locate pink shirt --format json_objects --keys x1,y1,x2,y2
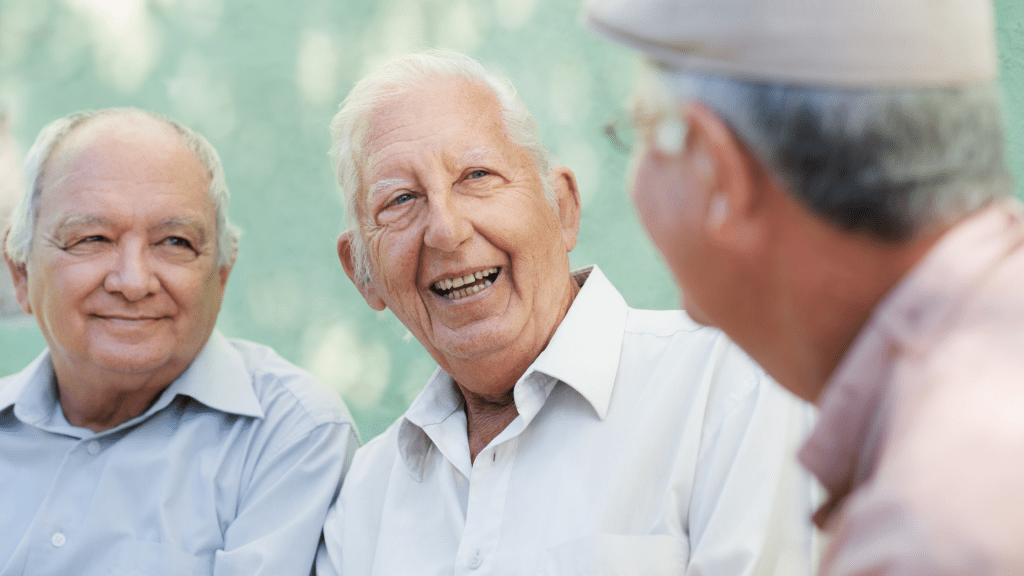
[{"x1": 799, "y1": 199, "x2": 1024, "y2": 576}]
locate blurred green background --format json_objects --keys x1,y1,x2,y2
[{"x1": 1, "y1": 0, "x2": 1022, "y2": 440}]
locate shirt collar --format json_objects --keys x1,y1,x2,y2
[
  {"x1": 527, "y1": 265, "x2": 629, "y2": 421},
  {"x1": 166, "y1": 331, "x2": 264, "y2": 419},
  {"x1": 0, "y1": 330, "x2": 264, "y2": 434},
  {"x1": 799, "y1": 199, "x2": 1024, "y2": 526},
  {"x1": 396, "y1": 264, "x2": 630, "y2": 480},
  {"x1": 0, "y1": 350, "x2": 59, "y2": 425}
]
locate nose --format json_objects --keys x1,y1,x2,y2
[
  {"x1": 103, "y1": 241, "x2": 159, "y2": 302},
  {"x1": 422, "y1": 193, "x2": 473, "y2": 252}
]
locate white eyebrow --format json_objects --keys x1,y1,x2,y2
[
  {"x1": 367, "y1": 178, "x2": 409, "y2": 200},
  {"x1": 52, "y1": 214, "x2": 113, "y2": 233},
  {"x1": 458, "y1": 148, "x2": 492, "y2": 166}
]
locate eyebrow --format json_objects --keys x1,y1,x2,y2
[
  {"x1": 51, "y1": 215, "x2": 209, "y2": 243},
  {"x1": 153, "y1": 217, "x2": 209, "y2": 245},
  {"x1": 51, "y1": 215, "x2": 114, "y2": 234},
  {"x1": 367, "y1": 178, "x2": 410, "y2": 200},
  {"x1": 458, "y1": 148, "x2": 493, "y2": 166}
]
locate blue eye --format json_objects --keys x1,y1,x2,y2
[
  {"x1": 467, "y1": 170, "x2": 488, "y2": 179},
  {"x1": 392, "y1": 193, "x2": 414, "y2": 206}
]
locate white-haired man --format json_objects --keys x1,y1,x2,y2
[
  {"x1": 0, "y1": 108, "x2": 358, "y2": 576},
  {"x1": 585, "y1": 0, "x2": 1023, "y2": 573},
  {"x1": 316, "y1": 50, "x2": 816, "y2": 576}
]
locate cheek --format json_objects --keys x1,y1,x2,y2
[
  {"x1": 630, "y1": 152, "x2": 688, "y2": 249},
  {"x1": 368, "y1": 234, "x2": 419, "y2": 298}
]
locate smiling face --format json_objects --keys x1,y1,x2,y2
[
  {"x1": 339, "y1": 78, "x2": 580, "y2": 388},
  {"x1": 7, "y1": 113, "x2": 229, "y2": 392}
]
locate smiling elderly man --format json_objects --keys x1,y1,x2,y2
[
  {"x1": 315, "y1": 50, "x2": 816, "y2": 576},
  {"x1": 0, "y1": 108, "x2": 357, "y2": 576},
  {"x1": 583, "y1": 0, "x2": 1024, "y2": 574}
]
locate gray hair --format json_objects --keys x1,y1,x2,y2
[
  {"x1": 4, "y1": 108, "x2": 240, "y2": 268},
  {"x1": 331, "y1": 50, "x2": 555, "y2": 280},
  {"x1": 641, "y1": 65, "x2": 1013, "y2": 241}
]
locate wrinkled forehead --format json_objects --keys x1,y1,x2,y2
[
  {"x1": 355, "y1": 78, "x2": 511, "y2": 197},
  {"x1": 37, "y1": 115, "x2": 215, "y2": 220}
]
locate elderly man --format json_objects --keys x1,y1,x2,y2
[
  {"x1": 316, "y1": 50, "x2": 815, "y2": 576},
  {"x1": 0, "y1": 108, "x2": 358, "y2": 575},
  {"x1": 584, "y1": 0, "x2": 1024, "y2": 574}
]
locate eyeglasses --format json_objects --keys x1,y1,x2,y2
[
  {"x1": 603, "y1": 113, "x2": 638, "y2": 154},
  {"x1": 603, "y1": 111, "x2": 687, "y2": 155}
]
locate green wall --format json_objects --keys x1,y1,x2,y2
[{"x1": 1, "y1": 0, "x2": 1021, "y2": 440}]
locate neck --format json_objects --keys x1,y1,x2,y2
[
  {"x1": 744, "y1": 220, "x2": 947, "y2": 403},
  {"x1": 458, "y1": 383, "x2": 519, "y2": 462},
  {"x1": 448, "y1": 271, "x2": 581, "y2": 462},
  {"x1": 50, "y1": 360, "x2": 179, "y2": 432}
]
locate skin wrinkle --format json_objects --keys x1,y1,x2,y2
[
  {"x1": 4, "y1": 113, "x2": 231, "y2": 431},
  {"x1": 338, "y1": 77, "x2": 581, "y2": 461}
]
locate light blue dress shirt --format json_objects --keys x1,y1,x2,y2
[{"x1": 0, "y1": 331, "x2": 358, "y2": 576}]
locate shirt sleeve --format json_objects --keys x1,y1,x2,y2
[
  {"x1": 212, "y1": 420, "x2": 359, "y2": 576},
  {"x1": 686, "y1": 366, "x2": 819, "y2": 576},
  {"x1": 314, "y1": 501, "x2": 344, "y2": 576}
]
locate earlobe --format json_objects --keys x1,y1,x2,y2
[
  {"x1": 337, "y1": 232, "x2": 386, "y2": 311},
  {"x1": 684, "y1": 103, "x2": 764, "y2": 254},
  {"x1": 550, "y1": 167, "x2": 582, "y2": 252}
]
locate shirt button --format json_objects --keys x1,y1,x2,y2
[
  {"x1": 51, "y1": 532, "x2": 66, "y2": 547},
  {"x1": 87, "y1": 441, "x2": 101, "y2": 455},
  {"x1": 468, "y1": 551, "x2": 482, "y2": 569}
]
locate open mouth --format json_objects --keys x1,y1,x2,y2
[{"x1": 430, "y1": 267, "x2": 500, "y2": 300}]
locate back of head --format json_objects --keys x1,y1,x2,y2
[
  {"x1": 586, "y1": 0, "x2": 1013, "y2": 241},
  {"x1": 4, "y1": 108, "x2": 240, "y2": 268},
  {"x1": 331, "y1": 49, "x2": 552, "y2": 278}
]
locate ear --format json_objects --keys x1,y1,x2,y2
[
  {"x1": 683, "y1": 102, "x2": 764, "y2": 254},
  {"x1": 218, "y1": 238, "x2": 236, "y2": 288},
  {"x1": 3, "y1": 246, "x2": 32, "y2": 315},
  {"x1": 337, "y1": 231, "x2": 386, "y2": 311},
  {"x1": 549, "y1": 166, "x2": 582, "y2": 252}
]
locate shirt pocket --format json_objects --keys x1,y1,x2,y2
[
  {"x1": 108, "y1": 540, "x2": 211, "y2": 576},
  {"x1": 536, "y1": 534, "x2": 688, "y2": 576}
]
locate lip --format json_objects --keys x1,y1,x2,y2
[{"x1": 92, "y1": 314, "x2": 167, "y2": 322}]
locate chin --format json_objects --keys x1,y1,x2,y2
[{"x1": 89, "y1": 344, "x2": 180, "y2": 377}]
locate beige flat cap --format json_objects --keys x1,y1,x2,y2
[{"x1": 583, "y1": 0, "x2": 999, "y2": 87}]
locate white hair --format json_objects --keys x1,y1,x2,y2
[
  {"x1": 331, "y1": 50, "x2": 555, "y2": 280},
  {"x1": 4, "y1": 108, "x2": 240, "y2": 268},
  {"x1": 638, "y1": 63, "x2": 1013, "y2": 241}
]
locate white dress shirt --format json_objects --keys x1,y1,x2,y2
[
  {"x1": 317, "y1": 266, "x2": 816, "y2": 576},
  {"x1": 0, "y1": 331, "x2": 359, "y2": 576}
]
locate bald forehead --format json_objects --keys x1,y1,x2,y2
[{"x1": 41, "y1": 112, "x2": 208, "y2": 194}]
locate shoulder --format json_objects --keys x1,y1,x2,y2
[
  {"x1": 347, "y1": 421, "x2": 402, "y2": 482},
  {"x1": 622, "y1": 308, "x2": 765, "y2": 394},
  {"x1": 337, "y1": 422, "x2": 402, "y2": 517},
  {"x1": 226, "y1": 337, "x2": 355, "y2": 433}
]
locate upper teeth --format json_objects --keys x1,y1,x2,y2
[{"x1": 433, "y1": 267, "x2": 498, "y2": 291}]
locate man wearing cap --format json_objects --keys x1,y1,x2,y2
[
  {"x1": 315, "y1": 50, "x2": 816, "y2": 576},
  {"x1": 0, "y1": 108, "x2": 358, "y2": 575},
  {"x1": 584, "y1": 0, "x2": 1023, "y2": 574}
]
